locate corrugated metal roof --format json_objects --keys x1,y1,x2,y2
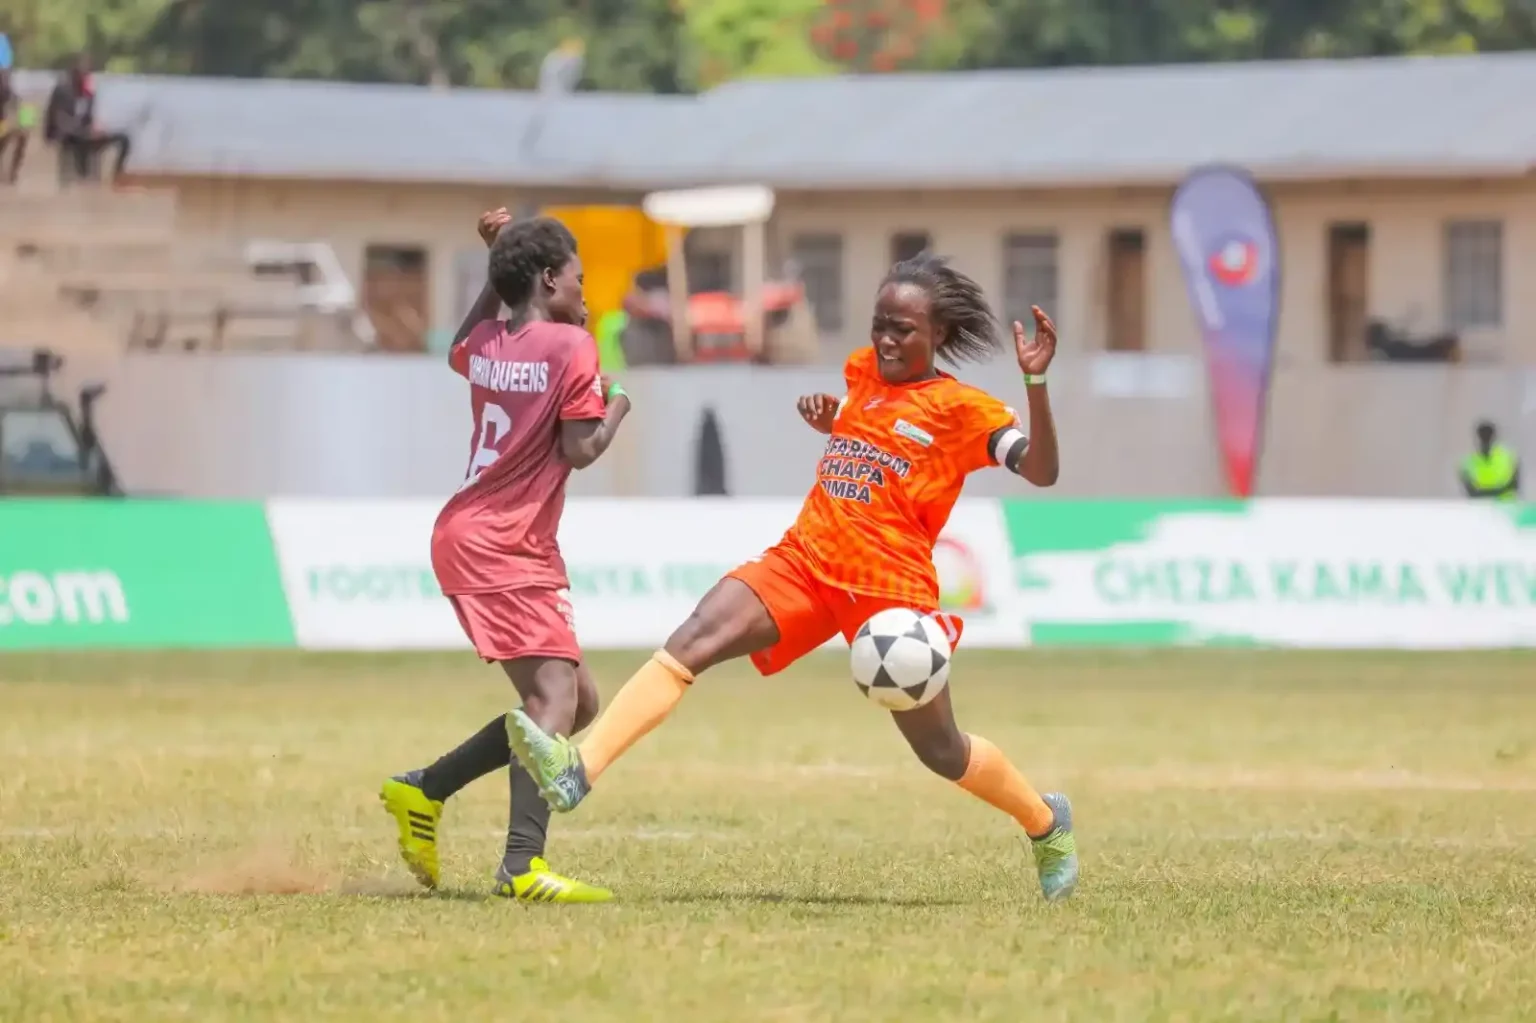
[
  {"x1": 14, "y1": 52, "x2": 1536, "y2": 188},
  {"x1": 11, "y1": 70, "x2": 696, "y2": 186},
  {"x1": 670, "y1": 53, "x2": 1536, "y2": 186}
]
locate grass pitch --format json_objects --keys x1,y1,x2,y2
[{"x1": 3, "y1": 649, "x2": 1536, "y2": 1021}]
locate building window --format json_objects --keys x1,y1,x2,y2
[
  {"x1": 1105, "y1": 228, "x2": 1146, "y2": 352},
  {"x1": 790, "y1": 233, "x2": 844, "y2": 333},
  {"x1": 1443, "y1": 220, "x2": 1502, "y2": 329},
  {"x1": 890, "y1": 231, "x2": 930, "y2": 264},
  {"x1": 363, "y1": 244, "x2": 430, "y2": 353},
  {"x1": 1002, "y1": 232, "x2": 1059, "y2": 328},
  {"x1": 1327, "y1": 223, "x2": 1370, "y2": 363}
]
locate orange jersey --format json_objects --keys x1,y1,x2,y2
[{"x1": 785, "y1": 347, "x2": 1020, "y2": 606}]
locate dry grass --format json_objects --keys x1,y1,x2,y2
[{"x1": 3, "y1": 649, "x2": 1536, "y2": 1021}]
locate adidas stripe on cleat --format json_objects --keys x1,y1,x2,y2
[
  {"x1": 380, "y1": 773, "x2": 444, "y2": 890},
  {"x1": 493, "y1": 857, "x2": 612, "y2": 904}
]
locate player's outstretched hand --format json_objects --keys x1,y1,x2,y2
[
  {"x1": 797, "y1": 393, "x2": 839, "y2": 434},
  {"x1": 478, "y1": 208, "x2": 512, "y2": 247},
  {"x1": 1014, "y1": 305, "x2": 1057, "y2": 377}
]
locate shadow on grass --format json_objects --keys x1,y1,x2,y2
[
  {"x1": 342, "y1": 882, "x2": 495, "y2": 902},
  {"x1": 651, "y1": 890, "x2": 970, "y2": 907},
  {"x1": 343, "y1": 885, "x2": 966, "y2": 907}
]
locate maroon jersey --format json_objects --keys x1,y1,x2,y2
[{"x1": 431, "y1": 319, "x2": 605, "y2": 595}]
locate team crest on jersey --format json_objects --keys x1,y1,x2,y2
[{"x1": 893, "y1": 418, "x2": 934, "y2": 448}]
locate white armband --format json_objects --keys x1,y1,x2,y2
[{"x1": 990, "y1": 427, "x2": 1027, "y2": 467}]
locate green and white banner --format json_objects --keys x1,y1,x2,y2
[
  {"x1": 1003, "y1": 500, "x2": 1536, "y2": 648},
  {"x1": 4, "y1": 498, "x2": 1533, "y2": 651},
  {"x1": 264, "y1": 498, "x2": 1022, "y2": 650},
  {"x1": 0, "y1": 500, "x2": 294, "y2": 649}
]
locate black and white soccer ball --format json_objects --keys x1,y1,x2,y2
[{"x1": 850, "y1": 607, "x2": 951, "y2": 712}]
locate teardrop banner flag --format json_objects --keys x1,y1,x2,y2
[{"x1": 1170, "y1": 165, "x2": 1280, "y2": 497}]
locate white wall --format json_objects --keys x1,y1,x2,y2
[
  {"x1": 148, "y1": 175, "x2": 1536, "y2": 365},
  {"x1": 96, "y1": 353, "x2": 1536, "y2": 501},
  {"x1": 773, "y1": 178, "x2": 1536, "y2": 365}
]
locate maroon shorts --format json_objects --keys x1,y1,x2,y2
[{"x1": 447, "y1": 586, "x2": 580, "y2": 664}]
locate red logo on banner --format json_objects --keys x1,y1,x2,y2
[
  {"x1": 1208, "y1": 239, "x2": 1259, "y2": 287},
  {"x1": 1170, "y1": 166, "x2": 1280, "y2": 499}
]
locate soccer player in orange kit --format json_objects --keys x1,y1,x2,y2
[{"x1": 506, "y1": 252, "x2": 1078, "y2": 901}]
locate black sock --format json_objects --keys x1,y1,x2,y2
[
  {"x1": 418, "y1": 716, "x2": 511, "y2": 802},
  {"x1": 502, "y1": 760, "x2": 551, "y2": 876}
]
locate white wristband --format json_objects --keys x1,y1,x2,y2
[{"x1": 1024, "y1": 373, "x2": 1046, "y2": 386}]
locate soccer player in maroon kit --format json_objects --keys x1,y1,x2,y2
[{"x1": 380, "y1": 209, "x2": 630, "y2": 902}]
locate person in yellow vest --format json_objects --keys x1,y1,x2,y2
[
  {"x1": 1460, "y1": 421, "x2": 1520, "y2": 501},
  {"x1": 593, "y1": 308, "x2": 628, "y2": 374},
  {"x1": 0, "y1": 65, "x2": 36, "y2": 184}
]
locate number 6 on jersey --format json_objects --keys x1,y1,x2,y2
[{"x1": 463, "y1": 404, "x2": 513, "y2": 488}]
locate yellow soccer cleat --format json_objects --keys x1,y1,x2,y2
[
  {"x1": 379, "y1": 772, "x2": 443, "y2": 890},
  {"x1": 493, "y1": 857, "x2": 613, "y2": 903}
]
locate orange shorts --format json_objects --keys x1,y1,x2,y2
[{"x1": 728, "y1": 541, "x2": 963, "y2": 677}]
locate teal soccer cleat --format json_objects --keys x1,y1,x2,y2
[
  {"x1": 1030, "y1": 792, "x2": 1079, "y2": 902},
  {"x1": 505, "y1": 709, "x2": 592, "y2": 813}
]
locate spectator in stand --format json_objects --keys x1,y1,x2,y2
[
  {"x1": 0, "y1": 34, "x2": 30, "y2": 184},
  {"x1": 46, "y1": 54, "x2": 131, "y2": 183},
  {"x1": 0, "y1": 65, "x2": 31, "y2": 184}
]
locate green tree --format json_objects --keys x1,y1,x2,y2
[
  {"x1": 806, "y1": 0, "x2": 990, "y2": 72},
  {"x1": 950, "y1": 0, "x2": 1536, "y2": 68},
  {"x1": 5, "y1": 0, "x2": 1536, "y2": 92},
  {"x1": 678, "y1": 0, "x2": 832, "y2": 89},
  {"x1": 1284, "y1": 0, "x2": 1535, "y2": 57},
  {"x1": 583, "y1": 0, "x2": 690, "y2": 93},
  {"x1": 0, "y1": 0, "x2": 169, "y2": 71}
]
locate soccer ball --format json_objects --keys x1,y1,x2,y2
[{"x1": 850, "y1": 608, "x2": 951, "y2": 712}]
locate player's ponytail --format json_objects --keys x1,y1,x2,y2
[{"x1": 882, "y1": 253, "x2": 1003, "y2": 365}]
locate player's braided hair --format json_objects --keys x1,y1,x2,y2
[
  {"x1": 488, "y1": 216, "x2": 579, "y2": 310},
  {"x1": 882, "y1": 252, "x2": 1003, "y2": 365}
]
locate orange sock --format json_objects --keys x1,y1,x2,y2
[
  {"x1": 955, "y1": 734, "x2": 1055, "y2": 838},
  {"x1": 577, "y1": 650, "x2": 693, "y2": 782}
]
